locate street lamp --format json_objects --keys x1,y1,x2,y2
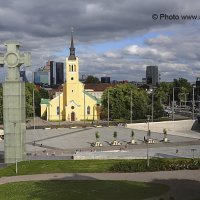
[
  {"x1": 33, "y1": 89, "x2": 35, "y2": 130},
  {"x1": 146, "y1": 115, "x2": 151, "y2": 167},
  {"x1": 59, "y1": 90, "x2": 61, "y2": 127},
  {"x1": 107, "y1": 89, "x2": 110, "y2": 127},
  {"x1": 130, "y1": 90, "x2": 132, "y2": 123},
  {"x1": 192, "y1": 86, "x2": 195, "y2": 120},
  {"x1": 84, "y1": 85, "x2": 86, "y2": 125},
  {"x1": 151, "y1": 87, "x2": 156, "y2": 122},
  {"x1": 172, "y1": 87, "x2": 181, "y2": 121}
]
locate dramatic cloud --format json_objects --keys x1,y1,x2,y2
[{"x1": 0, "y1": 0, "x2": 200, "y2": 82}]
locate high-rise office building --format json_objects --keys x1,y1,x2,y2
[
  {"x1": 56, "y1": 62, "x2": 64, "y2": 85},
  {"x1": 196, "y1": 77, "x2": 200, "y2": 99},
  {"x1": 146, "y1": 66, "x2": 159, "y2": 86},
  {"x1": 50, "y1": 61, "x2": 56, "y2": 86},
  {"x1": 50, "y1": 61, "x2": 64, "y2": 86},
  {"x1": 101, "y1": 76, "x2": 110, "y2": 83},
  {"x1": 34, "y1": 70, "x2": 50, "y2": 85}
]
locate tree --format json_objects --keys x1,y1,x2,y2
[
  {"x1": 163, "y1": 128, "x2": 167, "y2": 138},
  {"x1": 172, "y1": 78, "x2": 192, "y2": 105},
  {"x1": 101, "y1": 83, "x2": 149, "y2": 121},
  {"x1": 85, "y1": 75, "x2": 100, "y2": 83},
  {"x1": 95, "y1": 131, "x2": 100, "y2": 142},
  {"x1": 131, "y1": 130, "x2": 134, "y2": 140},
  {"x1": 0, "y1": 82, "x2": 48, "y2": 122},
  {"x1": 113, "y1": 131, "x2": 118, "y2": 140},
  {"x1": 25, "y1": 83, "x2": 49, "y2": 117},
  {"x1": 25, "y1": 86, "x2": 33, "y2": 118},
  {"x1": 155, "y1": 82, "x2": 172, "y2": 105}
]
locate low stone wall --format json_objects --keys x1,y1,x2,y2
[
  {"x1": 73, "y1": 152, "x2": 146, "y2": 160},
  {"x1": 127, "y1": 120, "x2": 196, "y2": 133}
]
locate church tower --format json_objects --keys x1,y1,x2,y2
[
  {"x1": 41, "y1": 30, "x2": 99, "y2": 122},
  {"x1": 63, "y1": 29, "x2": 84, "y2": 121}
]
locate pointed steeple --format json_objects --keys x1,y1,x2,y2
[{"x1": 69, "y1": 27, "x2": 76, "y2": 60}]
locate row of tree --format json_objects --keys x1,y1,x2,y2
[
  {"x1": 0, "y1": 83, "x2": 49, "y2": 124},
  {"x1": 101, "y1": 78, "x2": 193, "y2": 121},
  {"x1": 0, "y1": 77, "x2": 194, "y2": 124}
]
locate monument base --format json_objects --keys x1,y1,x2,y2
[{"x1": 3, "y1": 80, "x2": 26, "y2": 163}]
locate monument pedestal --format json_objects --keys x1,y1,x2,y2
[{"x1": 3, "y1": 80, "x2": 26, "y2": 163}]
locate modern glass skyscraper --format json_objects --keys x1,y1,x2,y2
[{"x1": 146, "y1": 66, "x2": 159, "y2": 86}]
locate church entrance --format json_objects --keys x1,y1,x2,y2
[{"x1": 71, "y1": 112, "x2": 75, "y2": 121}]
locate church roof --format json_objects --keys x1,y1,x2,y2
[
  {"x1": 84, "y1": 83, "x2": 116, "y2": 91},
  {"x1": 84, "y1": 91, "x2": 101, "y2": 104},
  {"x1": 40, "y1": 98, "x2": 50, "y2": 104}
]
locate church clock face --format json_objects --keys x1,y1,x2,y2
[{"x1": 5, "y1": 52, "x2": 19, "y2": 67}]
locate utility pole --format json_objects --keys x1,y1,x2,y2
[
  {"x1": 33, "y1": 90, "x2": 35, "y2": 130},
  {"x1": 193, "y1": 86, "x2": 195, "y2": 120},
  {"x1": 130, "y1": 90, "x2": 132, "y2": 123},
  {"x1": 59, "y1": 90, "x2": 61, "y2": 127},
  {"x1": 84, "y1": 87, "x2": 86, "y2": 125},
  {"x1": 172, "y1": 87, "x2": 175, "y2": 121},
  {"x1": 146, "y1": 115, "x2": 151, "y2": 167},
  {"x1": 151, "y1": 88, "x2": 155, "y2": 122},
  {"x1": 108, "y1": 89, "x2": 109, "y2": 127}
]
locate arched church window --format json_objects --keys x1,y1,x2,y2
[
  {"x1": 57, "y1": 106, "x2": 60, "y2": 115},
  {"x1": 71, "y1": 65, "x2": 74, "y2": 72},
  {"x1": 87, "y1": 106, "x2": 90, "y2": 115}
]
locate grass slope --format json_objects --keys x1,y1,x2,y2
[
  {"x1": 0, "y1": 158, "x2": 199, "y2": 177},
  {"x1": 0, "y1": 180, "x2": 169, "y2": 200},
  {"x1": 0, "y1": 160, "x2": 116, "y2": 177}
]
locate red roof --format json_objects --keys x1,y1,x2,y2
[{"x1": 84, "y1": 83, "x2": 116, "y2": 91}]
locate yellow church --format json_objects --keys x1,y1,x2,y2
[{"x1": 41, "y1": 32, "x2": 101, "y2": 122}]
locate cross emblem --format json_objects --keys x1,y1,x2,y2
[{"x1": 0, "y1": 41, "x2": 31, "y2": 80}]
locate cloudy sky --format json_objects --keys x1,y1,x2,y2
[{"x1": 0, "y1": 0, "x2": 200, "y2": 82}]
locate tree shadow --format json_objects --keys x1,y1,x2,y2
[
  {"x1": 25, "y1": 173, "x2": 98, "y2": 200},
  {"x1": 148, "y1": 178, "x2": 200, "y2": 200}
]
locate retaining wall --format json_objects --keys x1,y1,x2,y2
[{"x1": 127, "y1": 120, "x2": 196, "y2": 133}]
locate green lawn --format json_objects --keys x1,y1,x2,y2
[
  {"x1": 0, "y1": 180, "x2": 169, "y2": 200},
  {"x1": 0, "y1": 158, "x2": 199, "y2": 177},
  {"x1": 0, "y1": 160, "x2": 117, "y2": 177}
]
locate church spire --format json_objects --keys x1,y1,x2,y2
[{"x1": 69, "y1": 27, "x2": 76, "y2": 60}]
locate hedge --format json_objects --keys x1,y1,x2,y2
[{"x1": 110, "y1": 158, "x2": 200, "y2": 172}]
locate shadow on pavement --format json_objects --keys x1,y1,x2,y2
[{"x1": 149, "y1": 178, "x2": 200, "y2": 200}]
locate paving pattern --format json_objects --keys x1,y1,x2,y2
[{"x1": 0, "y1": 126, "x2": 200, "y2": 159}]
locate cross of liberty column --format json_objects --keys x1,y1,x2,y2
[{"x1": 0, "y1": 41, "x2": 31, "y2": 164}]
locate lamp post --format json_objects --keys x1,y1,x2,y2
[
  {"x1": 59, "y1": 90, "x2": 61, "y2": 127},
  {"x1": 33, "y1": 89, "x2": 35, "y2": 130},
  {"x1": 146, "y1": 115, "x2": 151, "y2": 167},
  {"x1": 84, "y1": 87, "x2": 86, "y2": 125},
  {"x1": 172, "y1": 87, "x2": 175, "y2": 121},
  {"x1": 107, "y1": 89, "x2": 110, "y2": 127},
  {"x1": 130, "y1": 90, "x2": 132, "y2": 123},
  {"x1": 151, "y1": 87, "x2": 156, "y2": 122},
  {"x1": 151, "y1": 89, "x2": 154, "y2": 122},
  {"x1": 193, "y1": 86, "x2": 195, "y2": 120}
]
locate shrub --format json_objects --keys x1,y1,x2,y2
[{"x1": 110, "y1": 158, "x2": 200, "y2": 172}]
